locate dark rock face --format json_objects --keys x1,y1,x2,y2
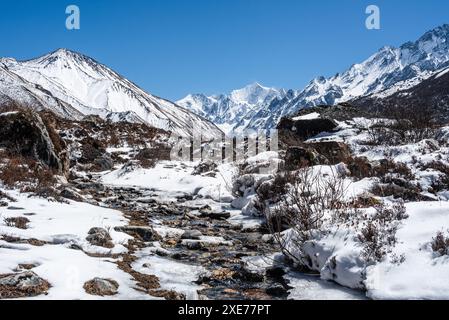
[
  {"x1": 0, "y1": 110, "x2": 67, "y2": 173},
  {"x1": 278, "y1": 117, "x2": 338, "y2": 145},
  {"x1": 284, "y1": 146, "x2": 321, "y2": 170}
]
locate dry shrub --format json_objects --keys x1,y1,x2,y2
[
  {"x1": 365, "y1": 105, "x2": 438, "y2": 146},
  {"x1": 346, "y1": 156, "x2": 373, "y2": 179},
  {"x1": 257, "y1": 171, "x2": 295, "y2": 203},
  {"x1": 374, "y1": 159, "x2": 414, "y2": 180},
  {"x1": 268, "y1": 167, "x2": 352, "y2": 260},
  {"x1": 358, "y1": 221, "x2": 394, "y2": 262},
  {"x1": 357, "y1": 202, "x2": 406, "y2": 263},
  {"x1": 3, "y1": 217, "x2": 30, "y2": 229},
  {"x1": 0, "y1": 156, "x2": 31, "y2": 186},
  {"x1": 420, "y1": 161, "x2": 449, "y2": 193},
  {"x1": 431, "y1": 231, "x2": 449, "y2": 256},
  {"x1": 0, "y1": 155, "x2": 59, "y2": 200},
  {"x1": 370, "y1": 182, "x2": 423, "y2": 201}
]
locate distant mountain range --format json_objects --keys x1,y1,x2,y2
[
  {"x1": 1, "y1": 24, "x2": 449, "y2": 138},
  {"x1": 0, "y1": 49, "x2": 223, "y2": 139},
  {"x1": 178, "y1": 24, "x2": 449, "y2": 132}
]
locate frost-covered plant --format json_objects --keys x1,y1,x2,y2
[
  {"x1": 373, "y1": 201, "x2": 408, "y2": 222},
  {"x1": 358, "y1": 202, "x2": 407, "y2": 263},
  {"x1": 268, "y1": 167, "x2": 350, "y2": 260},
  {"x1": 358, "y1": 220, "x2": 397, "y2": 263},
  {"x1": 431, "y1": 231, "x2": 449, "y2": 256}
]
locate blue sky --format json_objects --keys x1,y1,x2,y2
[{"x1": 1, "y1": 0, "x2": 449, "y2": 100}]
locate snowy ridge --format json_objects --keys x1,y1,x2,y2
[
  {"x1": 0, "y1": 49, "x2": 223, "y2": 139},
  {"x1": 179, "y1": 24, "x2": 449, "y2": 131},
  {"x1": 177, "y1": 82, "x2": 286, "y2": 133}
]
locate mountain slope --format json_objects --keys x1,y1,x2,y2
[
  {"x1": 1, "y1": 49, "x2": 222, "y2": 139},
  {"x1": 351, "y1": 65, "x2": 449, "y2": 123}
]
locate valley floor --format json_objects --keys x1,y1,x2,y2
[{"x1": 0, "y1": 161, "x2": 365, "y2": 300}]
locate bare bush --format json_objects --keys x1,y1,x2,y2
[
  {"x1": 0, "y1": 156, "x2": 57, "y2": 197},
  {"x1": 267, "y1": 167, "x2": 350, "y2": 261},
  {"x1": 373, "y1": 201, "x2": 408, "y2": 222},
  {"x1": 357, "y1": 202, "x2": 407, "y2": 263},
  {"x1": 366, "y1": 104, "x2": 438, "y2": 146},
  {"x1": 358, "y1": 221, "x2": 396, "y2": 262},
  {"x1": 431, "y1": 231, "x2": 449, "y2": 256},
  {"x1": 3, "y1": 217, "x2": 30, "y2": 229}
]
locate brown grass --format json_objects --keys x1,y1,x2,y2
[{"x1": 3, "y1": 217, "x2": 30, "y2": 229}]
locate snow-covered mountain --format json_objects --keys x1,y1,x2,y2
[
  {"x1": 177, "y1": 83, "x2": 286, "y2": 133},
  {"x1": 179, "y1": 24, "x2": 449, "y2": 132},
  {"x1": 0, "y1": 49, "x2": 222, "y2": 139}
]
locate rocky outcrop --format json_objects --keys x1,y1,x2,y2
[
  {"x1": 278, "y1": 117, "x2": 338, "y2": 146},
  {"x1": 0, "y1": 110, "x2": 68, "y2": 173}
]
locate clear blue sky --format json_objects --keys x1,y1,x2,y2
[{"x1": 1, "y1": 0, "x2": 449, "y2": 100}]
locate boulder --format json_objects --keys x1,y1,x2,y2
[
  {"x1": 181, "y1": 230, "x2": 203, "y2": 240},
  {"x1": 278, "y1": 117, "x2": 338, "y2": 144},
  {"x1": 86, "y1": 227, "x2": 114, "y2": 248},
  {"x1": 114, "y1": 225, "x2": 156, "y2": 242},
  {"x1": 192, "y1": 160, "x2": 218, "y2": 176},
  {"x1": 83, "y1": 278, "x2": 119, "y2": 296},
  {"x1": 0, "y1": 271, "x2": 50, "y2": 298},
  {"x1": 199, "y1": 207, "x2": 231, "y2": 220},
  {"x1": 0, "y1": 110, "x2": 67, "y2": 173},
  {"x1": 94, "y1": 154, "x2": 114, "y2": 171}
]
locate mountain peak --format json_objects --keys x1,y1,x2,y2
[{"x1": 25, "y1": 48, "x2": 98, "y2": 68}]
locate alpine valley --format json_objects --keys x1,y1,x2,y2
[{"x1": 2, "y1": 24, "x2": 449, "y2": 301}]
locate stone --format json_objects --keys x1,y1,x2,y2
[
  {"x1": 0, "y1": 271, "x2": 50, "y2": 299},
  {"x1": 199, "y1": 208, "x2": 231, "y2": 220},
  {"x1": 265, "y1": 284, "x2": 288, "y2": 297},
  {"x1": 192, "y1": 160, "x2": 218, "y2": 176},
  {"x1": 83, "y1": 278, "x2": 119, "y2": 296},
  {"x1": 265, "y1": 266, "x2": 286, "y2": 279},
  {"x1": 183, "y1": 241, "x2": 204, "y2": 250},
  {"x1": 181, "y1": 230, "x2": 203, "y2": 240},
  {"x1": 114, "y1": 225, "x2": 156, "y2": 242},
  {"x1": 86, "y1": 227, "x2": 114, "y2": 248},
  {"x1": 94, "y1": 154, "x2": 114, "y2": 171},
  {"x1": 59, "y1": 187, "x2": 84, "y2": 202},
  {"x1": 148, "y1": 289, "x2": 186, "y2": 300}
]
